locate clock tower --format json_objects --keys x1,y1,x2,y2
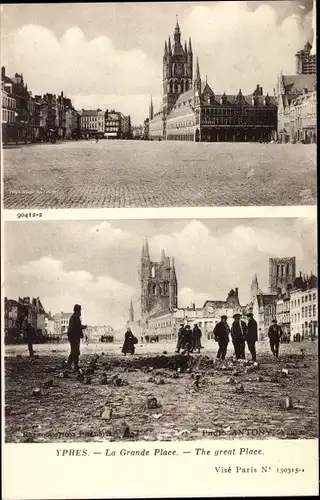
[{"x1": 163, "y1": 18, "x2": 193, "y2": 117}]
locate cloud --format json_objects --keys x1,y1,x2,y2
[
  {"x1": 5, "y1": 256, "x2": 135, "y2": 329},
  {"x1": 149, "y1": 218, "x2": 316, "y2": 306},
  {"x1": 184, "y1": 1, "x2": 312, "y2": 94},
  {"x1": 3, "y1": 25, "x2": 159, "y2": 123}
]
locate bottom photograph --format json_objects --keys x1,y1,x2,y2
[{"x1": 4, "y1": 217, "x2": 318, "y2": 443}]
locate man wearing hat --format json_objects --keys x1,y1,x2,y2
[
  {"x1": 175, "y1": 323, "x2": 185, "y2": 353},
  {"x1": 67, "y1": 304, "x2": 87, "y2": 371},
  {"x1": 213, "y1": 315, "x2": 230, "y2": 360},
  {"x1": 246, "y1": 312, "x2": 258, "y2": 361},
  {"x1": 183, "y1": 324, "x2": 193, "y2": 353},
  {"x1": 231, "y1": 313, "x2": 247, "y2": 359},
  {"x1": 267, "y1": 319, "x2": 283, "y2": 357}
]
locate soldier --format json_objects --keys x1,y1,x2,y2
[
  {"x1": 192, "y1": 323, "x2": 202, "y2": 353},
  {"x1": 231, "y1": 313, "x2": 247, "y2": 360},
  {"x1": 22, "y1": 315, "x2": 35, "y2": 359},
  {"x1": 213, "y1": 315, "x2": 230, "y2": 360},
  {"x1": 67, "y1": 304, "x2": 87, "y2": 371},
  {"x1": 246, "y1": 312, "x2": 258, "y2": 361},
  {"x1": 175, "y1": 324, "x2": 185, "y2": 353},
  {"x1": 267, "y1": 319, "x2": 283, "y2": 357}
]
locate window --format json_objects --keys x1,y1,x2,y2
[
  {"x1": 305, "y1": 295, "x2": 308, "y2": 302},
  {"x1": 309, "y1": 305, "x2": 312, "y2": 317},
  {"x1": 313, "y1": 305, "x2": 316, "y2": 317},
  {"x1": 302, "y1": 296, "x2": 304, "y2": 303},
  {"x1": 302, "y1": 308, "x2": 304, "y2": 319},
  {"x1": 298, "y1": 299, "x2": 300, "y2": 306},
  {"x1": 313, "y1": 293, "x2": 316, "y2": 300},
  {"x1": 298, "y1": 313, "x2": 300, "y2": 322}
]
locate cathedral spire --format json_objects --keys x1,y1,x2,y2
[
  {"x1": 188, "y1": 37, "x2": 193, "y2": 54},
  {"x1": 195, "y1": 57, "x2": 201, "y2": 81},
  {"x1": 149, "y1": 95, "x2": 154, "y2": 120},
  {"x1": 184, "y1": 40, "x2": 187, "y2": 54},
  {"x1": 164, "y1": 40, "x2": 168, "y2": 56},
  {"x1": 144, "y1": 238, "x2": 150, "y2": 260},
  {"x1": 172, "y1": 257, "x2": 177, "y2": 281},
  {"x1": 129, "y1": 300, "x2": 134, "y2": 322},
  {"x1": 168, "y1": 36, "x2": 172, "y2": 55},
  {"x1": 161, "y1": 249, "x2": 166, "y2": 262},
  {"x1": 174, "y1": 15, "x2": 181, "y2": 43}
]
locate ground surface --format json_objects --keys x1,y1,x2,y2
[
  {"x1": 3, "y1": 140, "x2": 316, "y2": 208},
  {"x1": 5, "y1": 340, "x2": 318, "y2": 442}
]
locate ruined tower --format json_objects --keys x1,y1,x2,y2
[
  {"x1": 269, "y1": 257, "x2": 296, "y2": 295},
  {"x1": 140, "y1": 239, "x2": 178, "y2": 318},
  {"x1": 251, "y1": 273, "x2": 259, "y2": 302}
]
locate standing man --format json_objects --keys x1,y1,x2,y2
[
  {"x1": 268, "y1": 319, "x2": 283, "y2": 357},
  {"x1": 246, "y1": 312, "x2": 258, "y2": 362},
  {"x1": 175, "y1": 324, "x2": 185, "y2": 353},
  {"x1": 183, "y1": 325, "x2": 193, "y2": 353},
  {"x1": 231, "y1": 313, "x2": 247, "y2": 360},
  {"x1": 67, "y1": 304, "x2": 87, "y2": 371},
  {"x1": 192, "y1": 324, "x2": 202, "y2": 354},
  {"x1": 213, "y1": 315, "x2": 230, "y2": 360},
  {"x1": 22, "y1": 315, "x2": 35, "y2": 359}
]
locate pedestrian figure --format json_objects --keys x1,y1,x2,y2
[
  {"x1": 192, "y1": 324, "x2": 202, "y2": 353},
  {"x1": 231, "y1": 313, "x2": 246, "y2": 360},
  {"x1": 183, "y1": 325, "x2": 193, "y2": 353},
  {"x1": 22, "y1": 316, "x2": 35, "y2": 359},
  {"x1": 213, "y1": 315, "x2": 230, "y2": 360},
  {"x1": 268, "y1": 319, "x2": 283, "y2": 357},
  {"x1": 175, "y1": 324, "x2": 185, "y2": 353},
  {"x1": 67, "y1": 304, "x2": 87, "y2": 371},
  {"x1": 246, "y1": 312, "x2": 258, "y2": 361},
  {"x1": 122, "y1": 327, "x2": 136, "y2": 355}
]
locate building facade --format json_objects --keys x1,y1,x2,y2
[
  {"x1": 79, "y1": 109, "x2": 105, "y2": 137},
  {"x1": 148, "y1": 21, "x2": 277, "y2": 142},
  {"x1": 53, "y1": 312, "x2": 73, "y2": 337},
  {"x1": 276, "y1": 42, "x2": 316, "y2": 143},
  {"x1": 290, "y1": 274, "x2": 317, "y2": 339},
  {"x1": 104, "y1": 110, "x2": 121, "y2": 138}
]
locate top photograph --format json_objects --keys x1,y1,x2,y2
[{"x1": 1, "y1": 1, "x2": 317, "y2": 209}]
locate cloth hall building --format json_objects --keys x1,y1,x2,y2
[{"x1": 148, "y1": 20, "x2": 277, "y2": 143}]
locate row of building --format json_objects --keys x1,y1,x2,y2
[
  {"x1": 127, "y1": 243, "x2": 318, "y2": 342},
  {"x1": 4, "y1": 298, "x2": 115, "y2": 343},
  {"x1": 144, "y1": 19, "x2": 316, "y2": 144},
  {"x1": 1, "y1": 66, "x2": 131, "y2": 144}
]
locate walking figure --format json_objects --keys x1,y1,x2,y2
[
  {"x1": 268, "y1": 319, "x2": 283, "y2": 357},
  {"x1": 122, "y1": 327, "x2": 136, "y2": 355}
]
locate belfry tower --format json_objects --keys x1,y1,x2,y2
[
  {"x1": 162, "y1": 17, "x2": 193, "y2": 117},
  {"x1": 140, "y1": 239, "x2": 178, "y2": 318}
]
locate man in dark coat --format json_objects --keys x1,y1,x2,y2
[
  {"x1": 213, "y1": 315, "x2": 230, "y2": 360},
  {"x1": 231, "y1": 313, "x2": 247, "y2": 360},
  {"x1": 22, "y1": 315, "x2": 35, "y2": 358},
  {"x1": 67, "y1": 304, "x2": 87, "y2": 371},
  {"x1": 183, "y1": 325, "x2": 193, "y2": 353},
  {"x1": 122, "y1": 327, "x2": 135, "y2": 355},
  {"x1": 175, "y1": 324, "x2": 185, "y2": 353},
  {"x1": 268, "y1": 319, "x2": 283, "y2": 357},
  {"x1": 192, "y1": 324, "x2": 202, "y2": 353},
  {"x1": 246, "y1": 312, "x2": 258, "y2": 361}
]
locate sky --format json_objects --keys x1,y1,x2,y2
[
  {"x1": 1, "y1": 1, "x2": 316, "y2": 124},
  {"x1": 4, "y1": 217, "x2": 316, "y2": 330}
]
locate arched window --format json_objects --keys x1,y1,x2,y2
[
  {"x1": 152, "y1": 283, "x2": 157, "y2": 295},
  {"x1": 151, "y1": 266, "x2": 155, "y2": 278},
  {"x1": 185, "y1": 80, "x2": 189, "y2": 91}
]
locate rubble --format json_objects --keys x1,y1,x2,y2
[
  {"x1": 84, "y1": 376, "x2": 92, "y2": 385},
  {"x1": 226, "y1": 377, "x2": 236, "y2": 385},
  {"x1": 58, "y1": 371, "x2": 69, "y2": 378},
  {"x1": 147, "y1": 397, "x2": 159, "y2": 409},
  {"x1": 46, "y1": 366, "x2": 56, "y2": 373},
  {"x1": 156, "y1": 378, "x2": 165, "y2": 385},
  {"x1": 280, "y1": 397, "x2": 293, "y2": 410},
  {"x1": 234, "y1": 384, "x2": 244, "y2": 394},
  {"x1": 77, "y1": 372, "x2": 85, "y2": 382},
  {"x1": 112, "y1": 422, "x2": 130, "y2": 439},
  {"x1": 32, "y1": 388, "x2": 42, "y2": 397},
  {"x1": 101, "y1": 407, "x2": 113, "y2": 420},
  {"x1": 281, "y1": 369, "x2": 289, "y2": 377},
  {"x1": 42, "y1": 378, "x2": 54, "y2": 388},
  {"x1": 99, "y1": 373, "x2": 108, "y2": 385}
]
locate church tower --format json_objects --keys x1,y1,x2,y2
[
  {"x1": 129, "y1": 300, "x2": 134, "y2": 322},
  {"x1": 163, "y1": 18, "x2": 193, "y2": 117},
  {"x1": 251, "y1": 273, "x2": 259, "y2": 302},
  {"x1": 140, "y1": 239, "x2": 178, "y2": 318}
]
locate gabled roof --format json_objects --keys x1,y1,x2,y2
[{"x1": 282, "y1": 74, "x2": 315, "y2": 94}]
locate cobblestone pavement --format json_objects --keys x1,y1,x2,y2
[{"x1": 3, "y1": 140, "x2": 316, "y2": 208}]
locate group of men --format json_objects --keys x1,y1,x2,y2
[
  {"x1": 213, "y1": 312, "x2": 284, "y2": 360},
  {"x1": 175, "y1": 323, "x2": 202, "y2": 354}
]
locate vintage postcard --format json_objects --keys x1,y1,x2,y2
[{"x1": 1, "y1": 1, "x2": 318, "y2": 499}]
